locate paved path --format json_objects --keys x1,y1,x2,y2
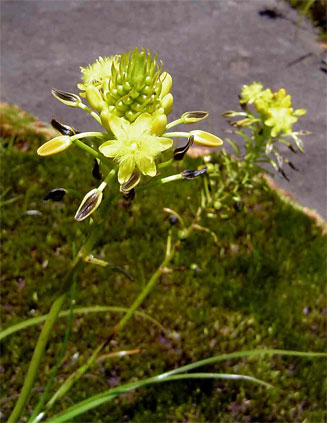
[{"x1": 1, "y1": 0, "x2": 326, "y2": 217}]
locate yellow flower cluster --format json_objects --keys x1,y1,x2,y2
[{"x1": 241, "y1": 82, "x2": 306, "y2": 137}]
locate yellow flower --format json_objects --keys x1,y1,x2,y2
[
  {"x1": 79, "y1": 56, "x2": 116, "y2": 88},
  {"x1": 99, "y1": 113, "x2": 173, "y2": 184},
  {"x1": 265, "y1": 107, "x2": 298, "y2": 137},
  {"x1": 240, "y1": 82, "x2": 263, "y2": 104}
]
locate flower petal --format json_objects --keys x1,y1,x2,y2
[
  {"x1": 109, "y1": 114, "x2": 128, "y2": 139},
  {"x1": 157, "y1": 137, "x2": 173, "y2": 151},
  {"x1": 118, "y1": 157, "x2": 135, "y2": 184},
  {"x1": 99, "y1": 141, "x2": 120, "y2": 158},
  {"x1": 133, "y1": 113, "x2": 153, "y2": 133},
  {"x1": 136, "y1": 155, "x2": 157, "y2": 177}
]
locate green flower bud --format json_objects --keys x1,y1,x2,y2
[
  {"x1": 51, "y1": 89, "x2": 81, "y2": 107},
  {"x1": 161, "y1": 93, "x2": 173, "y2": 115},
  {"x1": 181, "y1": 111, "x2": 209, "y2": 124},
  {"x1": 160, "y1": 72, "x2": 172, "y2": 97},
  {"x1": 190, "y1": 130, "x2": 223, "y2": 148},
  {"x1": 74, "y1": 188, "x2": 103, "y2": 221},
  {"x1": 85, "y1": 85, "x2": 105, "y2": 112},
  {"x1": 37, "y1": 136, "x2": 72, "y2": 156},
  {"x1": 151, "y1": 114, "x2": 167, "y2": 136}
]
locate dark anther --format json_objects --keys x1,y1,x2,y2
[
  {"x1": 279, "y1": 168, "x2": 290, "y2": 181},
  {"x1": 169, "y1": 214, "x2": 178, "y2": 225},
  {"x1": 258, "y1": 9, "x2": 283, "y2": 19},
  {"x1": 123, "y1": 188, "x2": 135, "y2": 202},
  {"x1": 44, "y1": 188, "x2": 66, "y2": 202},
  {"x1": 288, "y1": 145, "x2": 298, "y2": 154},
  {"x1": 92, "y1": 159, "x2": 102, "y2": 180},
  {"x1": 51, "y1": 89, "x2": 79, "y2": 103},
  {"x1": 234, "y1": 201, "x2": 244, "y2": 212},
  {"x1": 181, "y1": 166, "x2": 207, "y2": 180},
  {"x1": 173, "y1": 135, "x2": 194, "y2": 161},
  {"x1": 288, "y1": 161, "x2": 299, "y2": 171},
  {"x1": 50, "y1": 119, "x2": 77, "y2": 136}
]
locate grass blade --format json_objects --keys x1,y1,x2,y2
[{"x1": 0, "y1": 306, "x2": 166, "y2": 341}]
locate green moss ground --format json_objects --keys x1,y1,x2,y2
[{"x1": 0, "y1": 119, "x2": 326, "y2": 422}]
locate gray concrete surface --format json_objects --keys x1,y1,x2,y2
[{"x1": 1, "y1": 0, "x2": 326, "y2": 218}]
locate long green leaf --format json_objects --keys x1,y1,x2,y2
[
  {"x1": 45, "y1": 348, "x2": 326, "y2": 423},
  {"x1": 0, "y1": 306, "x2": 165, "y2": 341},
  {"x1": 45, "y1": 372, "x2": 271, "y2": 423}
]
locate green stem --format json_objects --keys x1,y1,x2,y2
[
  {"x1": 166, "y1": 118, "x2": 183, "y2": 130},
  {"x1": 163, "y1": 131, "x2": 189, "y2": 138},
  {"x1": 43, "y1": 231, "x2": 176, "y2": 414},
  {"x1": 8, "y1": 293, "x2": 68, "y2": 423},
  {"x1": 74, "y1": 140, "x2": 105, "y2": 161},
  {"x1": 78, "y1": 103, "x2": 102, "y2": 125},
  {"x1": 9, "y1": 213, "x2": 111, "y2": 422},
  {"x1": 70, "y1": 132, "x2": 106, "y2": 142},
  {"x1": 27, "y1": 281, "x2": 77, "y2": 423}
]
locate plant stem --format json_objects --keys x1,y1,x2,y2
[
  {"x1": 9, "y1": 210, "x2": 112, "y2": 422},
  {"x1": 78, "y1": 103, "x2": 102, "y2": 125},
  {"x1": 8, "y1": 292, "x2": 69, "y2": 423},
  {"x1": 163, "y1": 131, "x2": 189, "y2": 138},
  {"x1": 43, "y1": 230, "x2": 176, "y2": 415}
]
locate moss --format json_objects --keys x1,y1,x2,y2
[{"x1": 0, "y1": 108, "x2": 326, "y2": 421}]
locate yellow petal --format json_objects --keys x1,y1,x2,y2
[
  {"x1": 109, "y1": 114, "x2": 128, "y2": 139},
  {"x1": 37, "y1": 136, "x2": 71, "y2": 156},
  {"x1": 133, "y1": 113, "x2": 153, "y2": 133},
  {"x1": 136, "y1": 155, "x2": 157, "y2": 177},
  {"x1": 99, "y1": 141, "x2": 120, "y2": 158},
  {"x1": 190, "y1": 130, "x2": 223, "y2": 148},
  {"x1": 118, "y1": 157, "x2": 135, "y2": 184}
]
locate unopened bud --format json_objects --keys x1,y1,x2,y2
[
  {"x1": 293, "y1": 109, "x2": 307, "y2": 117},
  {"x1": 181, "y1": 166, "x2": 207, "y2": 180},
  {"x1": 190, "y1": 130, "x2": 223, "y2": 148},
  {"x1": 92, "y1": 159, "x2": 102, "y2": 181},
  {"x1": 120, "y1": 171, "x2": 141, "y2": 194},
  {"x1": 230, "y1": 118, "x2": 252, "y2": 127},
  {"x1": 173, "y1": 135, "x2": 194, "y2": 161},
  {"x1": 160, "y1": 72, "x2": 173, "y2": 97},
  {"x1": 181, "y1": 111, "x2": 209, "y2": 124},
  {"x1": 221, "y1": 111, "x2": 241, "y2": 118},
  {"x1": 51, "y1": 89, "x2": 81, "y2": 107},
  {"x1": 162, "y1": 93, "x2": 173, "y2": 115},
  {"x1": 44, "y1": 188, "x2": 66, "y2": 202},
  {"x1": 37, "y1": 136, "x2": 72, "y2": 156},
  {"x1": 74, "y1": 188, "x2": 103, "y2": 221},
  {"x1": 85, "y1": 85, "x2": 105, "y2": 112},
  {"x1": 152, "y1": 114, "x2": 167, "y2": 136},
  {"x1": 50, "y1": 119, "x2": 76, "y2": 136}
]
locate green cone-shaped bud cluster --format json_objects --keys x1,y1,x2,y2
[
  {"x1": 105, "y1": 48, "x2": 172, "y2": 123},
  {"x1": 78, "y1": 48, "x2": 173, "y2": 130}
]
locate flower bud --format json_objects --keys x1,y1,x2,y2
[
  {"x1": 100, "y1": 108, "x2": 114, "y2": 133},
  {"x1": 51, "y1": 89, "x2": 81, "y2": 107},
  {"x1": 120, "y1": 171, "x2": 141, "y2": 194},
  {"x1": 44, "y1": 188, "x2": 66, "y2": 202},
  {"x1": 181, "y1": 166, "x2": 207, "y2": 180},
  {"x1": 74, "y1": 188, "x2": 103, "y2": 221},
  {"x1": 190, "y1": 130, "x2": 223, "y2": 148},
  {"x1": 151, "y1": 114, "x2": 167, "y2": 136},
  {"x1": 293, "y1": 108, "x2": 307, "y2": 117},
  {"x1": 221, "y1": 111, "x2": 242, "y2": 118},
  {"x1": 161, "y1": 93, "x2": 173, "y2": 115},
  {"x1": 181, "y1": 111, "x2": 208, "y2": 124},
  {"x1": 85, "y1": 85, "x2": 105, "y2": 112},
  {"x1": 160, "y1": 72, "x2": 173, "y2": 97},
  {"x1": 37, "y1": 136, "x2": 72, "y2": 156},
  {"x1": 50, "y1": 119, "x2": 77, "y2": 136},
  {"x1": 173, "y1": 135, "x2": 194, "y2": 161}
]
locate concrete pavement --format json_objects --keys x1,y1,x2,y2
[{"x1": 1, "y1": 0, "x2": 326, "y2": 217}]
